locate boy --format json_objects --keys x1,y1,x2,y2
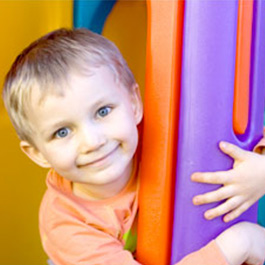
[{"x1": 2, "y1": 28, "x2": 265, "y2": 265}]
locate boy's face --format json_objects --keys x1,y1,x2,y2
[{"x1": 21, "y1": 66, "x2": 143, "y2": 191}]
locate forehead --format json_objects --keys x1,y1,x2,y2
[{"x1": 28, "y1": 66, "x2": 130, "y2": 113}]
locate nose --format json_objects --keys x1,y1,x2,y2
[{"x1": 78, "y1": 124, "x2": 106, "y2": 154}]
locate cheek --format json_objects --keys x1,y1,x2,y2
[
  {"x1": 129, "y1": 130, "x2": 139, "y2": 155},
  {"x1": 119, "y1": 121, "x2": 139, "y2": 152},
  {"x1": 44, "y1": 144, "x2": 76, "y2": 170}
]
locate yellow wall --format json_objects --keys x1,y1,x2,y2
[
  {"x1": 103, "y1": 0, "x2": 147, "y2": 99},
  {"x1": 0, "y1": 1, "x2": 72, "y2": 264},
  {"x1": 0, "y1": 1, "x2": 146, "y2": 264}
]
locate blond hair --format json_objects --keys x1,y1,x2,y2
[{"x1": 2, "y1": 28, "x2": 136, "y2": 145}]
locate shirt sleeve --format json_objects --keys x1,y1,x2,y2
[
  {"x1": 42, "y1": 220, "x2": 141, "y2": 265},
  {"x1": 40, "y1": 198, "x2": 141, "y2": 265},
  {"x1": 175, "y1": 240, "x2": 228, "y2": 265}
]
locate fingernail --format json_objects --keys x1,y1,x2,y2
[
  {"x1": 220, "y1": 142, "x2": 227, "y2": 148},
  {"x1": 191, "y1": 173, "x2": 199, "y2": 180},
  {"x1": 193, "y1": 197, "x2": 199, "y2": 205},
  {"x1": 224, "y1": 216, "x2": 230, "y2": 223},
  {"x1": 205, "y1": 212, "x2": 212, "y2": 220}
]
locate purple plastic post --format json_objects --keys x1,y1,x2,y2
[{"x1": 171, "y1": 0, "x2": 265, "y2": 263}]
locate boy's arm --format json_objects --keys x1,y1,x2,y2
[
  {"x1": 44, "y1": 217, "x2": 264, "y2": 265},
  {"x1": 191, "y1": 138, "x2": 265, "y2": 222},
  {"x1": 41, "y1": 196, "x2": 265, "y2": 265},
  {"x1": 42, "y1": 200, "x2": 225, "y2": 265},
  {"x1": 215, "y1": 222, "x2": 265, "y2": 265},
  {"x1": 175, "y1": 240, "x2": 228, "y2": 265},
  {"x1": 175, "y1": 222, "x2": 265, "y2": 265}
]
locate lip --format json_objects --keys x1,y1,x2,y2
[{"x1": 80, "y1": 145, "x2": 119, "y2": 167}]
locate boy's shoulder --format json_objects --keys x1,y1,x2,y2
[{"x1": 39, "y1": 168, "x2": 139, "y2": 229}]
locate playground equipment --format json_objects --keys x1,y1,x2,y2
[
  {"x1": 2, "y1": 0, "x2": 265, "y2": 264},
  {"x1": 171, "y1": 0, "x2": 265, "y2": 263},
  {"x1": 136, "y1": 0, "x2": 265, "y2": 264}
]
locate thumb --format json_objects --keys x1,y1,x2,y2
[{"x1": 219, "y1": 141, "x2": 249, "y2": 161}]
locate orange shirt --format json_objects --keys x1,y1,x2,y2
[
  {"x1": 39, "y1": 166, "x2": 139, "y2": 265},
  {"x1": 39, "y1": 167, "x2": 229, "y2": 265}
]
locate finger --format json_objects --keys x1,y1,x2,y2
[
  {"x1": 219, "y1": 141, "x2": 249, "y2": 161},
  {"x1": 193, "y1": 186, "x2": 234, "y2": 205},
  {"x1": 204, "y1": 197, "x2": 242, "y2": 220},
  {"x1": 223, "y1": 201, "x2": 253, "y2": 223},
  {"x1": 191, "y1": 171, "x2": 232, "y2": 185}
]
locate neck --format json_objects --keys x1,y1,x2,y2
[{"x1": 72, "y1": 161, "x2": 134, "y2": 201}]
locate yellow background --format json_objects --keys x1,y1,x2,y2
[
  {"x1": 0, "y1": 0, "x2": 146, "y2": 264},
  {"x1": 0, "y1": 1, "x2": 73, "y2": 264}
]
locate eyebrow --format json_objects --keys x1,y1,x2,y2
[
  {"x1": 88, "y1": 93, "x2": 118, "y2": 111},
  {"x1": 40, "y1": 121, "x2": 70, "y2": 137}
]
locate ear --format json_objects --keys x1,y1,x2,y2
[
  {"x1": 130, "y1": 83, "x2": 143, "y2": 125},
  {"x1": 20, "y1": 141, "x2": 51, "y2": 168}
]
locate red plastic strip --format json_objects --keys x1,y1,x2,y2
[{"x1": 233, "y1": 0, "x2": 253, "y2": 134}]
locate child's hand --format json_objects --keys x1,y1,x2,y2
[
  {"x1": 191, "y1": 141, "x2": 265, "y2": 222},
  {"x1": 216, "y1": 222, "x2": 265, "y2": 265}
]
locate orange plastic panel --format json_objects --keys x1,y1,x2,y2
[
  {"x1": 233, "y1": 0, "x2": 253, "y2": 134},
  {"x1": 136, "y1": 1, "x2": 184, "y2": 265}
]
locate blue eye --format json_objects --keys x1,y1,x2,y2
[
  {"x1": 97, "y1": 106, "x2": 111, "y2": 117},
  {"x1": 55, "y1": 128, "x2": 70, "y2": 138}
]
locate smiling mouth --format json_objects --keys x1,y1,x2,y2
[{"x1": 81, "y1": 145, "x2": 119, "y2": 167}]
